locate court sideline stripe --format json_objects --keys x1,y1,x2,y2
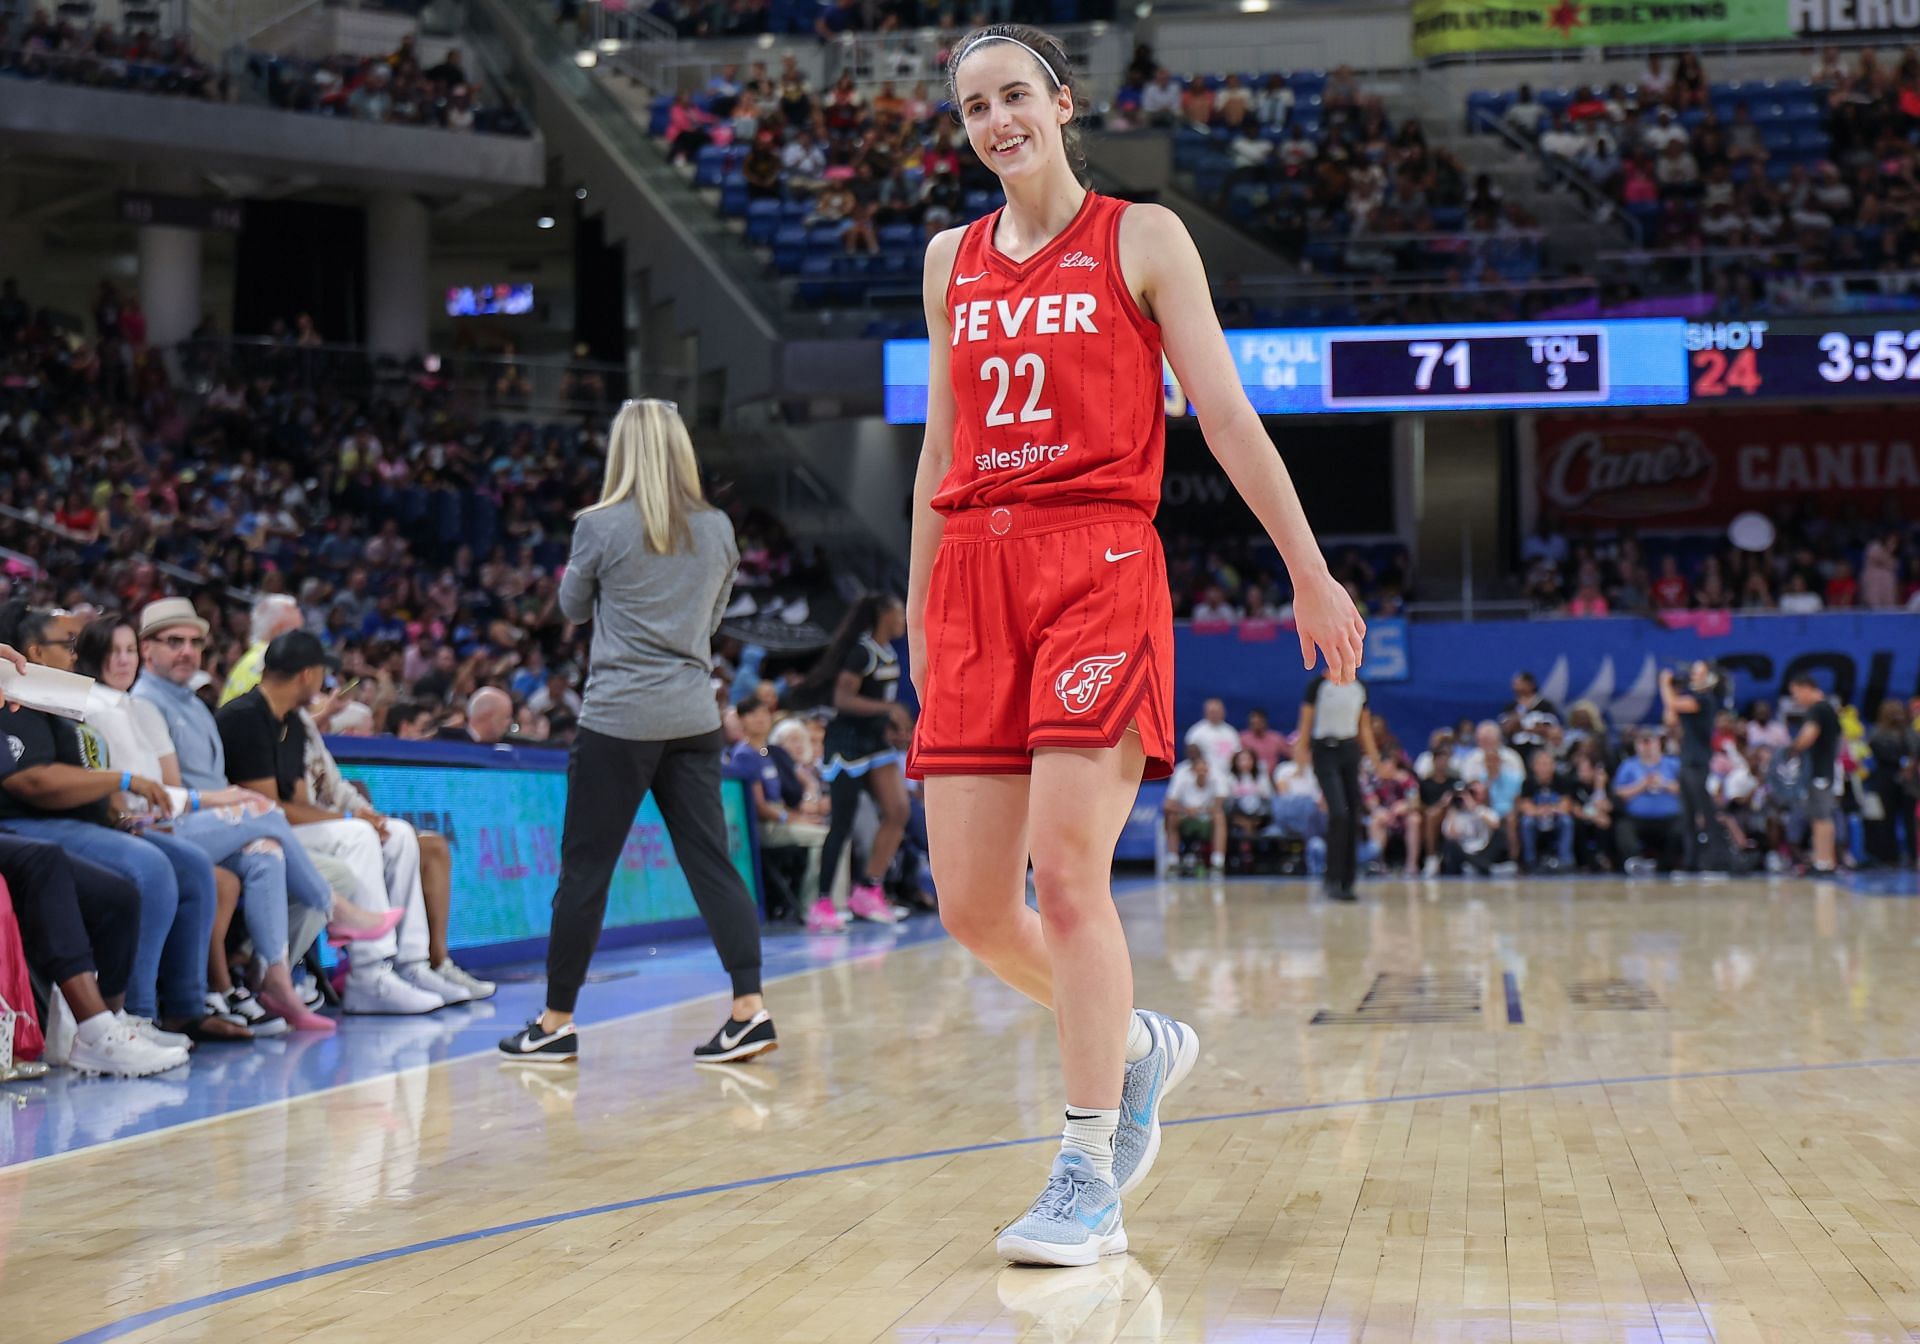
[{"x1": 59, "y1": 1051, "x2": 1920, "y2": 1344}]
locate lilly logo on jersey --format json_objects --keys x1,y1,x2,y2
[
  {"x1": 977, "y1": 440, "x2": 1071, "y2": 472},
  {"x1": 1059, "y1": 250, "x2": 1099, "y2": 271},
  {"x1": 1055, "y1": 652, "x2": 1127, "y2": 715}
]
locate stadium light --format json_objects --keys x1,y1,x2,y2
[
  {"x1": 537, "y1": 216, "x2": 557, "y2": 229},
  {"x1": 574, "y1": 50, "x2": 596, "y2": 68}
]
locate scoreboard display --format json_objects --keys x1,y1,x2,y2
[
  {"x1": 883, "y1": 316, "x2": 1920, "y2": 423},
  {"x1": 883, "y1": 319, "x2": 1689, "y2": 422}
]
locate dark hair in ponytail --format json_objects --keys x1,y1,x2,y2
[{"x1": 946, "y1": 25, "x2": 1088, "y2": 184}]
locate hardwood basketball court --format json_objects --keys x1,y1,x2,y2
[{"x1": 10, "y1": 872, "x2": 1920, "y2": 1343}]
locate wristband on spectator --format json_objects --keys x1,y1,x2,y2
[
  {"x1": 120, "y1": 771, "x2": 132, "y2": 792},
  {"x1": 188, "y1": 790, "x2": 201, "y2": 812}
]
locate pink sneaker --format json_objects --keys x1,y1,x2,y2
[
  {"x1": 805, "y1": 897, "x2": 847, "y2": 933},
  {"x1": 847, "y1": 882, "x2": 900, "y2": 924}
]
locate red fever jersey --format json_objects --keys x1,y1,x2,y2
[
  {"x1": 910, "y1": 192, "x2": 1178, "y2": 782},
  {"x1": 933, "y1": 191, "x2": 1165, "y2": 516}
]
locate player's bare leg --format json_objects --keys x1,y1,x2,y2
[{"x1": 925, "y1": 772, "x2": 1051, "y2": 1005}]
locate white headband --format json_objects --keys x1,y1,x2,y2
[{"x1": 959, "y1": 34, "x2": 1062, "y2": 90}]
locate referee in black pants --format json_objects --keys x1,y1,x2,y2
[
  {"x1": 499, "y1": 400, "x2": 775, "y2": 1067},
  {"x1": 1297, "y1": 673, "x2": 1378, "y2": 901},
  {"x1": 1661, "y1": 660, "x2": 1725, "y2": 873}
]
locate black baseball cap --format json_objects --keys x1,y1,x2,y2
[{"x1": 264, "y1": 630, "x2": 341, "y2": 676}]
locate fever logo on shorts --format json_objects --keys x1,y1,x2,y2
[{"x1": 1055, "y1": 653, "x2": 1127, "y2": 716}]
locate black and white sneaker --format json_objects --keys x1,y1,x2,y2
[
  {"x1": 498, "y1": 1019, "x2": 579, "y2": 1064},
  {"x1": 222, "y1": 988, "x2": 290, "y2": 1038},
  {"x1": 692, "y1": 1009, "x2": 777, "y2": 1064}
]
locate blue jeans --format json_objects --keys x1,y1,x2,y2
[
  {"x1": 167, "y1": 808, "x2": 334, "y2": 964},
  {"x1": 1523, "y1": 817, "x2": 1575, "y2": 869},
  {"x1": 0, "y1": 818, "x2": 216, "y2": 1020}
]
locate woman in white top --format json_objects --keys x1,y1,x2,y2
[{"x1": 78, "y1": 615, "x2": 396, "y2": 1031}]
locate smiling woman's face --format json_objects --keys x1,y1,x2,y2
[{"x1": 953, "y1": 40, "x2": 1070, "y2": 184}]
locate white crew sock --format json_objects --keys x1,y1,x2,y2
[
  {"x1": 1062, "y1": 1107, "x2": 1119, "y2": 1185},
  {"x1": 1124, "y1": 1009, "x2": 1153, "y2": 1064},
  {"x1": 75, "y1": 1011, "x2": 114, "y2": 1046}
]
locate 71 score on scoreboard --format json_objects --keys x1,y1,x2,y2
[{"x1": 1225, "y1": 319, "x2": 1686, "y2": 414}]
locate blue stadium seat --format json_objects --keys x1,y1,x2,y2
[
  {"x1": 746, "y1": 198, "x2": 781, "y2": 244},
  {"x1": 806, "y1": 222, "x2": 850, "y2": 248},
  {"x1": 877, "y1": 223, "x2": 915, "y2": 249},
  {"x1": 772, "y1": 225, "x2": 807, "y2": 274},
  {"x1": 694, "y1": 144, "x2": 728, "y2": 187}
]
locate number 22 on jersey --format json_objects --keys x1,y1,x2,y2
[{"x1": 981, "y1": 353, "x2": 1052, "y2": 426}]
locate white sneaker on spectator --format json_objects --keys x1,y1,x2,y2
[
  {"x1": 433, "y1": 959, "x2": 497, "y2": 1000},
  {"x1": 117, "y1": 1012, "x2": 193, "y2": 1051},
  {"x1": 293, "y1": 973, "x2": 324, "y2": 1008},
  {"x1": 342, "y1": 965, "x2": 444, "y2": 1016},
  {"x1": 397, "y1": 960, "x2": 470, "y2": 1006},
  {"x1": 69, "y1": 1022, "x2": 190, "y2": 1078},
  {"x1": 1422, "y1": 855, "x2": 1441, "y2": 877}
]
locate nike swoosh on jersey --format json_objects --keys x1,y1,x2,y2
[
  {"x1": 1105, "y1": 549, "x2": 1143, "y2": 562},
  {"x1": 954, "y1": 272, "x2": 988, "y2": 285}
]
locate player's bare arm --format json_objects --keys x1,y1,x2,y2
[{"x1": 905, "y1": 225, "x2": 965, "y2": 700}]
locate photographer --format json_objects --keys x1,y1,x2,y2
[
  {"x1": 1661, "y1": 660, "x2": 1726, "y2": 874},
  {"x1": 1439, "y1": 779, "x2": 1506, "y2": 876}
]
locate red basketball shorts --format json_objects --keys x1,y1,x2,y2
[{"x1": 907, "y1": 503, "x2": 1175, "y2": 782}]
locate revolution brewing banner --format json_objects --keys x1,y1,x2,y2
[
  {"x1": 335, "y1": 749, "x2": 757, "y2": 954},
  {"x1": 1411, "y1": 0, "x2": 1920, "y2": 60},
  {"x1": 1413, "y1": 0, "x2": 1786, "y2": 58},
  {"x1": 1527, "y1": 409, "x2": 1920, "y2": 530}
]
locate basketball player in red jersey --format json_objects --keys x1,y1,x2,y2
[{"x1": 905, "y1": 26, "x2": 1366, "y2": 1266}]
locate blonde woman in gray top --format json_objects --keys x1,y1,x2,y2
[{"x1": 498, "y1": 400, "x2": 776, "y2": 1066}]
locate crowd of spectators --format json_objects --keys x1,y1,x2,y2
[
  {"x1": 252, "y1": 35, "x2": 528, "y2": 135},
  {"x1": 1164, "y1": 530, "x2": 1410, "y2": 622},
  {"x1": 635, "y1": 0, "x2": 1116, "y2": 41},
  {"x1": 1165, "y1": 667, "x2": 1920, "y2": 883},
  {"x1": 1520, "y1": 514, "x2": 1920, "y2": 616},
  {"x1": 0, "y1": 275, "x2": 813, "y2": 755},
  {"x1": 0, "y1": 13, "x2": 216, "y2": 98},
  {"x1": 1494, "y1": 48, "x2": 1920, "y2": 314},
  {"x1": 662, "y1": 50, "x2": 1007, "y2": 257},
  {"x1": 0, "y1": 13, "x2": 526, "y2": 136}
]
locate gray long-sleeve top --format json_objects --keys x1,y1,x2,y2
[{"x1": 558, "y1": 502, "x2": 738, "y2": 742}]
